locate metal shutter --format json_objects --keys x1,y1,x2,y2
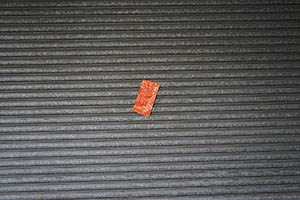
[{"x1": 0, "y1": 1, "x2": 300, "y2": 199}]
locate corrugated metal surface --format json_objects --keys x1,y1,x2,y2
[{"x1": 0, "y1": 0, "x2": 300, "y2": 199}]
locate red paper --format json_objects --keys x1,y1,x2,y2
[{"x1": 133, "y1": 80, "x2": 160, "y2": 117}]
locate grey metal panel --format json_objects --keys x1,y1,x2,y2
[{"x1": 0, "y1": 0, "x2": 300, "y2": 199}]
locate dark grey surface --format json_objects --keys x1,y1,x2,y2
[{"x1": 0, "y1": 0, "x2": 300, "y2": 199}]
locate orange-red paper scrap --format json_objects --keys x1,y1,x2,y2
[{"x1": 133, "y1": 80, "x2": 160, "y2": 117}]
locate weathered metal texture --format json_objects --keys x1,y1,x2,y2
[{"x1": 0, "y1": 0, "x2": 300, "y2": 199}]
